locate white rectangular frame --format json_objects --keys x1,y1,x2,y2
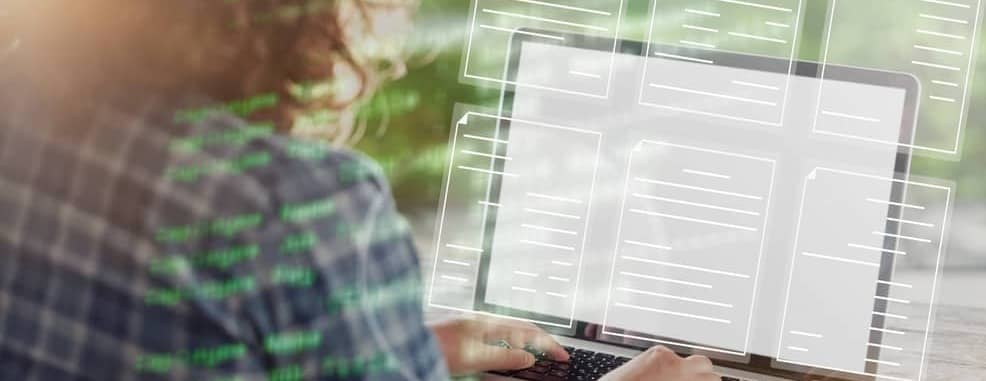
[
  {"x1": 427, "y1": 110, "x2": 603, "y2": 329},
  {"x1": 637, "y1": 0, "x2": 806, "y2": 127},
  {"x1": 461, "y1": 0, "x2": 628, "y2": 99},
  {"x1": 776, "y1": 167, "x2": 953, "y2": 381},
  {"x1": 810, "y1": 0, "x2": 984, "y2": 156},
  {"x1": 600, "y1": 139, "x2": 778, "y2": 357}
]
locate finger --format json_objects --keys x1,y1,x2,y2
[
  {"x1": 523, "y1": 331, "x2": 570, "y2": 362},
  {"x1": 500, "y1": 325, "x2": 569, "y2": 362},
  {"x1": 478, "y1": 319, "x2": 570, "y2": 362},
  {"x1": 467, "y1": 346, "x2": 537, "y2": 371},
  {"x1": 697, "y1": 374, "x2": 721, "y2": 381},
  {"x1": 684, "y1": 355, "x2": 714, "y2": 372}
]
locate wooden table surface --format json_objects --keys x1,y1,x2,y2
[{"x1": 901, "y1": 304, "x2": 986, "y2": 381}]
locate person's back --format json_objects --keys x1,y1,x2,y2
[{"x1": 0, "y1": 62, "x2": 450, "y2": 379}]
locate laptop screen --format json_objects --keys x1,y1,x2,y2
[{"x1": 464, "y1": 35, "x2": 926, "y2": 379}]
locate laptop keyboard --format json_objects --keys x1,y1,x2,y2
[
  {"x1": 490, "y1": 346, "x2": 755, "y2": 381},
  {"x1": 490, "y1": 347, "x2": 628, "y2": 381}
]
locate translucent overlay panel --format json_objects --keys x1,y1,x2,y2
[
  {"x1": 461, "y1": 0, "x2": 626, "y2": 97},
  {"x1": 428, "y1": 108, "x2": 603, "y2": 327},
  {"x1": 639, "y1": 0, "x2": 805, "y2": 126},
  {"x1": 814, "y1": 0, "x2": 983, "y2": 156},
  {"x1": 601, "y1": 140, "x2": 777, "y2": 356},
  {"x1": 778, "y1": 167, "x2": 952, "y2": 381}
]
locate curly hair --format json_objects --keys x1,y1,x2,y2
[{"x1": 6, "y1": 0, "x2": 417, "y2": 145}]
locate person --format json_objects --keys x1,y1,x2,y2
[{"x1": 0, "y1": 1, "x2": 718, "y2": 380}]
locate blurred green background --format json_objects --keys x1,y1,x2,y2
[{"x1": 353, "y1": 0, "x2": 985, "y2": 266}]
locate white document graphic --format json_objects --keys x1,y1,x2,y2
[
  {"x1": 639, "y1": 0, "x2": 805, "y2": 125},
  {"x1": 813, "y1": 0, "x2": 983, "y2": 155},
  {"x1": 463, "y1": 0, "x2": 625, "y2": 97},
  {"x1": 778, "y1": 168, "x2": 952, "y2": 381},
  {"x1": 429, "y1": 111, "x2": 603, "y2": 327},
  {"x1": 602, "y1": 140, "x2": 776, "y2": 355}
]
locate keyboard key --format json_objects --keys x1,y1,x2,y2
[
  {"x1": 549, "y1": 369, "x2": 568, "y2": 377},
  {"x1": 512, "y1": 370, "x2": 542, "y2": 380}
]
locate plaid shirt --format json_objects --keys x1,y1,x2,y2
[{"x1": 0, "y1": 82, "x2": 449, "y2": 380}]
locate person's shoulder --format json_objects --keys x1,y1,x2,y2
[
  {"x1": 246, "y1": 131, "x2": 394, "y2": 216},
  {"x1": 174, "y1": 113, "x2": 386, "y2": 194},
  {"x1": 146, "y1": 112, "x2": 395, "y2": 242},
  {"x1": 263, "y1": 134, "x2": 390, "y2": 196}
]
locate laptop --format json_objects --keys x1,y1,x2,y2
[{"x1": 436, "y1": 28, "x2": 922, "y2": 381}]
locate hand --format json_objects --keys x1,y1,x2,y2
[
  {"x1": 429, "y1": 317, "x2": 570, "y2": 376},
  {"x1": 601, "y1": 346, "x2": 718, "y2": 381}
]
